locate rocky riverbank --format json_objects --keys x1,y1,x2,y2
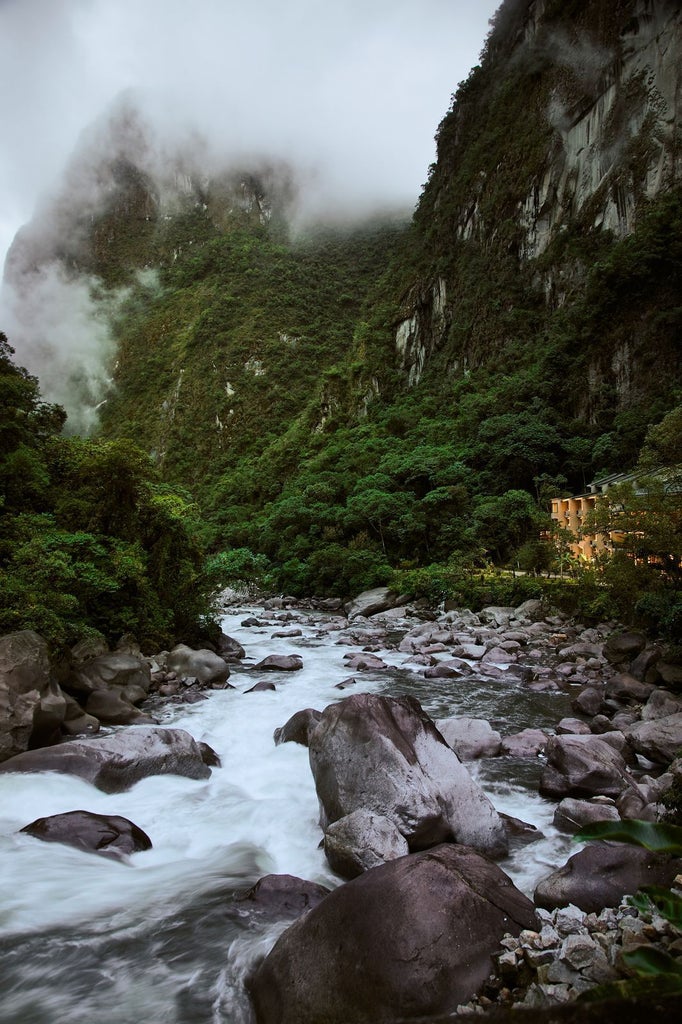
[{"x1": 1, "y1": 587, "x2": 681, "y2": 1021}]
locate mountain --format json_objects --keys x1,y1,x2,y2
[{"x1": 4, "y1": 0, "x2": 681, "y2": 604}]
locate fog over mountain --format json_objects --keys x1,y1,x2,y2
[{"x1": 0, "y1": 0, "x2": 499, "y2": 265}]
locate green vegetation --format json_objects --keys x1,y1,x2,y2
[{"x1": 0, "y1": 333, "x2": 217, "y2": 651}]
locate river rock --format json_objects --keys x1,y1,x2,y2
[
  {"x1": 166, "y1": 645, "x2": 230, "y2": 686},
  {"x1": 253, "y1": 654, "x2": 303, "y2": 672},
  {"x1": 0, "y1": 630, "x2": 66, "y2": 761},
  {"x1": 435, "y1": 716, "x2": 502, "y2": 759},
  {"x1": 628, "y1": 646, "x2": 662, "y2": 681},
  {"x1": 479, "y1": 606, "x2": 517, "y2": 627},
  {"x1": 344, "y1": 587, "x2": 402, "y2": 620},
  {"x1": 247, "y1": 844, "x2": 537, "y2": 1024},
  {"x1": 571, "y1": 686, "x2": 604, "y2": 717},
  {"x1": 641, "y1": 689, "x2": 682, "y2": 721},
  {"x1": 245, "y1": 681, "x2": 277, "y2": 693},
  {"x1": 539, "y1": 735, "x2": 630, "y2": 798},
  {"x1": 66, "y1": 652, "x2": 151, "y2": 699},
  {"x1": 85, "y1": 688, "x2": 155, "y2": 725},
  {"x1": 658, "y1": 660, "x2": 682, "y2": 688},
  {"x1": 323, "y1": 809, "x2": 409, "y2": 878},
  {"x1": 603, "y1": 631, "x2": 647, "y2": 665},
  {"x1": 514, "y1": 599, "x2": 548, "y2": 622},
  {"x1": 605, "y1": 672, "x2": 656, "y2": 704},
  {"x1": 216, "y1": 633, "x2": 246, "y2": 661},
  {"x1": 308, "y1": 693, "x2": 508, "y2": 857},
  {"x1": 625, "y1": 713, "x2": 682, "y2": 764},
  {"x1": 61, "y1": 693, "x2": 100, "y2": 737},
  {"x1": 273, "y1": 708, "x2": 322, "y2": 746},
  {"x1": 20, "y1": 810, "x2": 152, "y2": 859},
  {"x1": 534, "y1": 842, "x2": 682, "y2": 913},
  {"x1": 556, "y1": 718, "x2": 591, "y2": 735},
  {"x1": 499, "y1": 728, "x2": 548, "y2": 757},
  {"x1": 553, "y1": 798, "x2": 621, "y2": 833},
  {"x1": 0, "y1": 726, "x2": 211, "y2": 792},
  {"x1": 235, "y1": 874, "x2": 331, "y2": 921}
]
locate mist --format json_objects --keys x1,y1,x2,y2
[{"x1": 0, "y1": 0, "x2": 499, "y2": 429}]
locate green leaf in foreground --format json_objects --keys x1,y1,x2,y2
[
  {"x1": 622, "y1": 946, "x2": 682, "y2": 978},
  {"x1": 630, "y1": 886, "x2": 682, "y2": 928},
  {"x1": 574, "y1": 819, "x2": 682, "y2": 854}
]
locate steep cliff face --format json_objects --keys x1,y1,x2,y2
[{"x1": 395, "y1": 0, "x2": 681, "y2": 404}]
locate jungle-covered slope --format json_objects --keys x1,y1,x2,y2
[{"x1": 5, "y1": 0, "x2": 681, "y2": 610}]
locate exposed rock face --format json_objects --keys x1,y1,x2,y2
[
  {"x1": 0, "y1": 727, "x2": 211, "y2": 792},
  {"x1": 308, "y1": 693, "x2": 508, "y2": 857},
  {"x1": 247, "y1": 844, "x2": 538, "y2": 1024},
  {"x1": 20, "y1": 810, "x2": 152, "y2": 859},
  {"x1": 534, "y1": 841, "x2": 682, "y2": 913},
  {"x1": 0, "y1": 630, "x2": 65, "y2": 762},
  {"x1": 323, "y1": 809, "x2": 409, "y2": 878}
]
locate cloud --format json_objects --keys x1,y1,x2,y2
[{"x1": 0, "y1": 0, "x2": 499, "y2": 428}]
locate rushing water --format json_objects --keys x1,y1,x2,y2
[{"x1": 0, "y1": 606, "x2": 578, "y2": 1024}]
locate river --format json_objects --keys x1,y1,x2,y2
[{"x1": 0, "y1": 603, "x2": 579, "y2": 1023}]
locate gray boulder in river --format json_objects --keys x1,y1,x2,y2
[
  {"x1": 308, "y1": 693, "x2": 508, "y2": 857},
  {"x1": 20, "y1": 810, "x2": 152, "y2": 859},
  {"x1": 247, "y1": 844, "x2": 537, "y2": 1024},
  {"x1": 0, "y1": 726, "x2": 211, "y2": 792}
]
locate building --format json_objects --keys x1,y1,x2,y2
[{"x1": 549, "y1": 473, "x2": 633, "y2": 561}]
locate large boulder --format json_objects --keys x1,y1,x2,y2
[
  {"x1": 625, "y1": 712, "x2": 682, "y2": 764},
  {"x1": 553, "y1": 798, "x2": 621, "y2": 833},
  {"x1": 534, "y1": 841, "x2": 682, "y2": 913},
  {"x1": 323, "y1": 809, "x2": 409, "y2": 878},
  {"x1": 435, "y1": 716, "x2": 502, "y2": 759},
  {"x1": 84, "y1": 688, "x2": 155, "y2": 725},
  {"x1": 344, "y1": 587, "x2": 402, "y2": 620},
  {"x1": 166, "y1": 645, "x2": 230, "y2": 686},
  {"x1": 603, "y1": 631, "x2": 647, "y2": 665},
  {"x1": 252, "y1": 654, "x2": 303, "y2": 672},
  {"x1": 0, "y1": 630, "x2": 66, "y2": 761},
  {"x1": 273, "y1": 709, "x2": 322, "y2": 747},
  {"x1": 539, "y1": 734, "x2": 630, "y2": 798},
  {"x1": 67, "y1": 652, "x2": 151, "y2": 699},
  {"x1": 308, "y1": 693, "x2": 508, "y2": 857},
  {"x1": 0, "y1": 726, "x2": 211, "y2": 792},
  {"x1": 20, "y1": 810, "x2": 152, "y2": 859},
  {"x1": 247, "y1": 844, "x2": 537, "y2": 1024}
]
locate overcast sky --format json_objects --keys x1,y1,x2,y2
[{"x1": 0, "y1": 0, "x2": 499, "y2": 265}]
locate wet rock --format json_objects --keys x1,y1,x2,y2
[
  {"x1": 558, "y1": 642, "x2": 603, "y2": 661},
  {"x1": 20, "y1": 810, "x2": 152, "y2": 859},
  {"x1": 235, "y1": 874, "x2": 330, "y2": 921},
  {"x1": 515, "y1": 599, "x2": 549, "y2": 622},
  {"x1": 539, "y1": 735, "x2": 630, "y2": 799},
  {"x1": 198, "y1": 741, "x2": 221, "y2": 767},
  {"x1": 0, "y1": 726, "x2": 211, "y2": 792},
  {"x1": 253, "y1": 654, "x2": 303, "y2": 672},
  {"x1": 482, "y1": 645, "x2": 517, "y2": 665},
  {"x1": 479, "y1": 606, "x2": 517, "y2": 627},
  {"x1": 534, "y1": 842, "x2": 682, "y2": 913},
  {"x1": 271, "y1": 629, "x2": 303, "y2": 639},
  {"x1": 245, "y1": 681, "x2": 277, "y2": 693},
  {"x1": 273, "y1": 708, "x2": 322, "y2": 747},
  {"x1": 61, "y1": 693, "x2": 100, "y2": 737},
  {"x1": 424, "y1": 662, "x2": 465, "y2": 679},
  {"x1": 247, "y1": 844, "x2": 537, "y2": 1024},
  {"x1": 435, "y1": 716, "x2": 502, "y2": 759},
  {"x1": 658, "y1": 660, "x2": 682, "y2": 689},
  {"x1": 166, "y1": 645, "x2": 230, "y2": 686},
  {"x1": 342, "y1": 653, "x2": 388, "y2": 671},
  {"x1": 629, "y1": 646, "x2": 662, "y2": 682},
  {"x1": 323, "y1": 809, "x2": 409, "y2": 878},
  {"x1": 308, "y1": 693, "x2": 508, "y2": 857},
  {"x1": 241, "y1": 617, "x2": 261, "y2": 628},
  {"x1": 333, "y1": 676, "x2": 358, "y2": 689}
]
